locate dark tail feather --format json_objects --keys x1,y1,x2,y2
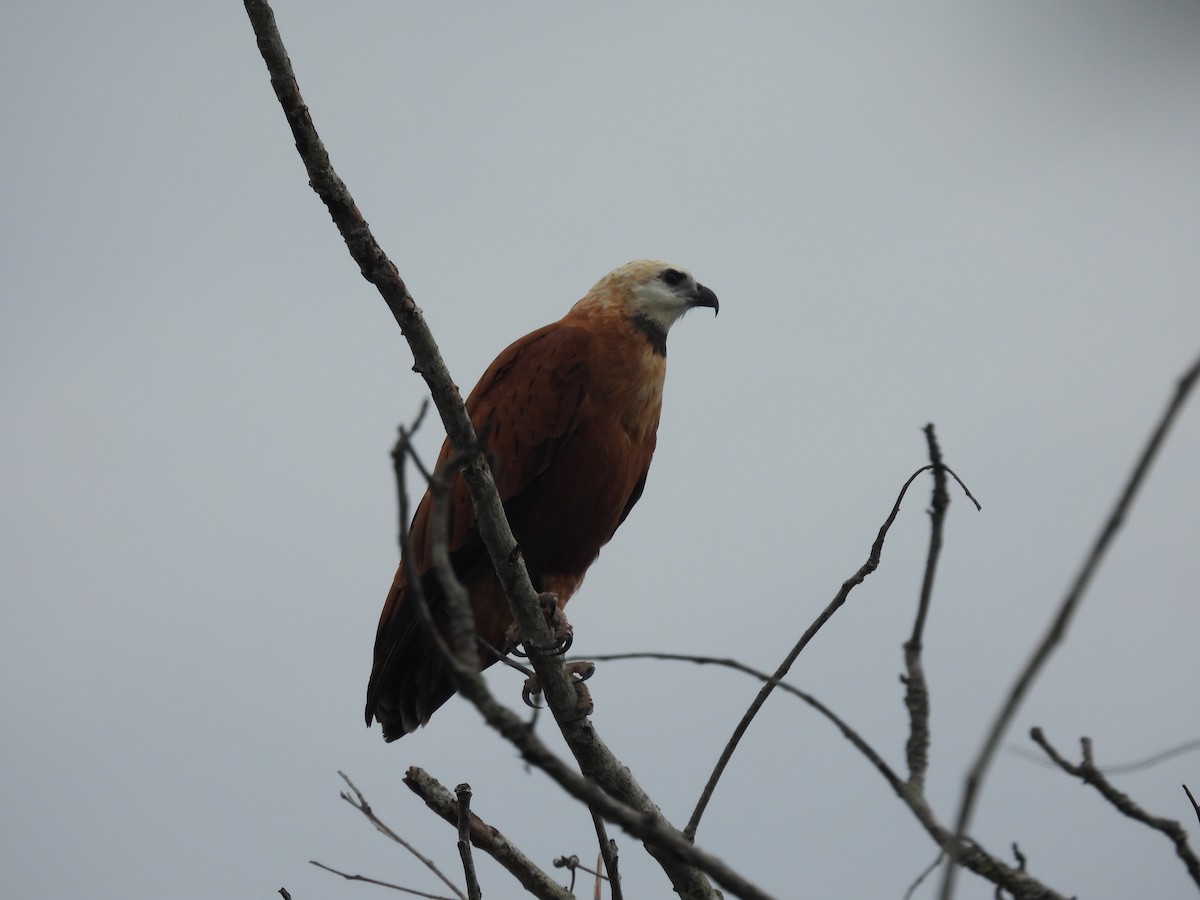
[{"x1": 365, "y1": 592, "x2": 460, "y2": 741}]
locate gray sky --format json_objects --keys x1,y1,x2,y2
[{"x1": 3, "y1": 3, "x2": 1199, "y2": 898}]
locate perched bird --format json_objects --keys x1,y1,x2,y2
[{"x1": 366, "y1": 259, "x2": 719, "y2": 740}]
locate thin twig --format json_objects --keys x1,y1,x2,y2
[
  {"x1": 1030, "y1": 729, "x2": 1200, "y2": 888},
  {"x1": 242, "y1": 6, "x2": 725, "y2": 895},
  {"x1": 455, "y1": 784, "x2": 482, "y2": 900},
  {"x1": 589, "y1": 807, "x2": 622, "y2": 900},
  {"x1": 685, "y1": 456, "x2": 977, "y2": 842},
  {"x1": 309, "y1": 860, "x2": 456, "y2": 899},
  {"x1": 392, "y1": 401, "x2": 430, "y2": 556},
  {"x1": 337, "y1": 771, "x2": 466, "y2": 900},
  {"x1": 1185, "y1": 785, "x2": 1200, "y2": 829},
  {"x1": 939, "y1": 351, "x2": 1200, "y2": 900},
  {"x1": 902, "y1": 852, "x2": 944, "y2": 900}
]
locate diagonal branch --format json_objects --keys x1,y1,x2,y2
[
  {"x1": 242, "y1": 5, "x2": 731, "y2": 897},
  {"x1": 939, "y1": 350, "x2": 1200, "y2": 900},
  {"x1": 1031, "y1": 728, "x2": 1200, "y2": 888}
]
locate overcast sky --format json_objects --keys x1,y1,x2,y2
[{"x1": 3, "y1": 3, "x2": 1199, "y2": 899}]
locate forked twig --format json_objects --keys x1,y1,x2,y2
[
  {"x1": 1031, "y1": 729, "x2": 1200, "y2": 888},
  {"x1": 334, "y1": 771, "x2": 466, "y2": 900},
  {"x1": 685, "y1": 446, "x2": 978, "y2": 841}
]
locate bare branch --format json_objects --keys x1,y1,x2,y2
[
  {"x1": 1185, "y1": 785, "x2": 1200, "y2": 829},
  {"x1": 310, "y1": 860, "x2": 456, "y2": 899},
  {"x1": 685, "y1": 451, "x2": 977, "y2": 842},
  {"x1": 1031, "y1": 729, "x2": 1200, "y2": 888},
  {"x1": 336, "y1": 771, "x2": 466, "y2": 900},
  {"x1": 939, "y1": 350, "x2": 1200, "y2": 900},
  {"x1": 242, "y1": 6, "x2": 726, "y2": 895},
  {"x1": 454, "y1": 784, "x2": 482, "y2": 900}
]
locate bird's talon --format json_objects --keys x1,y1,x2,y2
[
  {"x1": 521, "y1": 674, "x2": 544, "y2": 709},
  {"x1": 565, "y1": 660, "x2": 595, "y2": 682}
]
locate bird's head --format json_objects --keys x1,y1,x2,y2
[{"x1": 571, "y1": 259, "x2": 719, "y2": 352}]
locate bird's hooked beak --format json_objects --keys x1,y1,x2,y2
[{"x1": 689, "y1": 282, "x2": 720, "y2": 316}]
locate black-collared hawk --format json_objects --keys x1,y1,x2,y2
[{"x1": 366, "y1": 260, "x2": 719, "y2": 740}]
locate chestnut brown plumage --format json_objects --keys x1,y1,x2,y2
[{"x1": 366, "y1": 260, "x2": 718, "y2": 740}]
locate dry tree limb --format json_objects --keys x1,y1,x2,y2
[
  {"x1": 242, "y1": 5, "x2": 732, "y2": 896},
  {"x1": 939, "y1": 350, "x2": 1200, "y2": 900},
  {"x1": 1031, "y1": 729, "x2": 1200, "y2": 888},
  {"x1": 335, "y1": 771, "x2": 466, "y2": 900},
  {"x1": 684, "y1": 443, "x2": 978, "y2": 842}
]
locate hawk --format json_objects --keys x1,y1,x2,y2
[{"x1": 366, "y1": 260, "x2": 718, "y2": 739}]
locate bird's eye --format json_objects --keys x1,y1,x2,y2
[{"x1": 660, "y1": 268, "x2": 686, "y2": 287}]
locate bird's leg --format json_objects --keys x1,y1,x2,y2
[
  {"x1": 504, "y1": 591, "x2": 591, "y2": 716},
  {"x1": 503, "y1": 591, "x2": 573, "y2": 657}
]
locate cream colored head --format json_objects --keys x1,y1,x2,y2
[{"x1": 571, "y1": 259, "x2": 719, "y2": 335}]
